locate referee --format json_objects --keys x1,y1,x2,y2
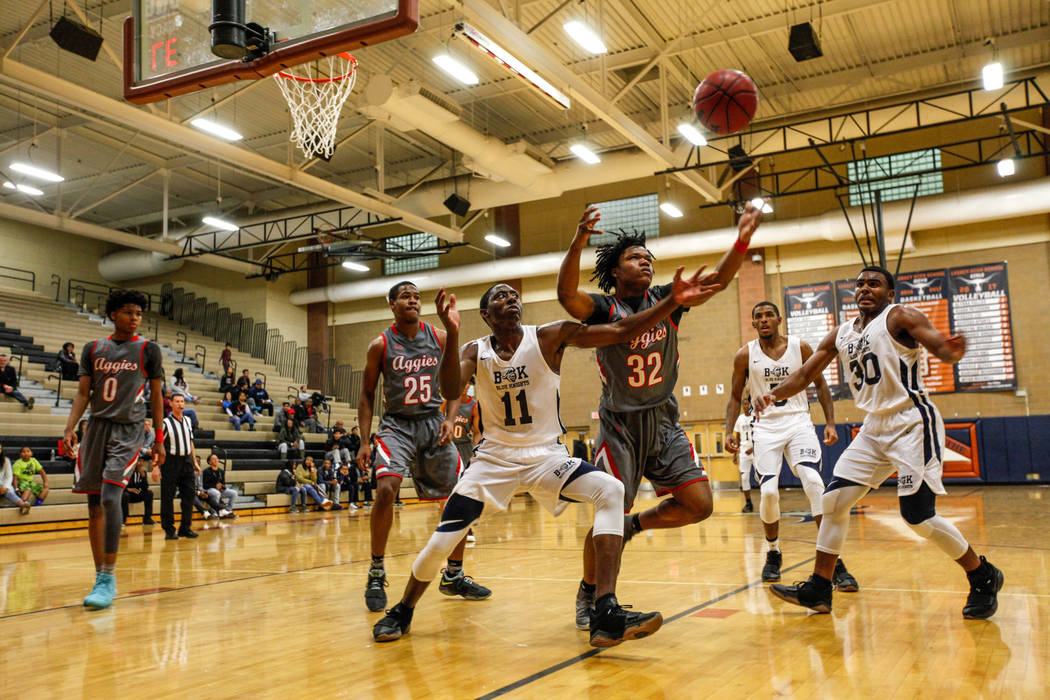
[{"x1": 162, "y1": 393, "x2": 198, "y2": 540}]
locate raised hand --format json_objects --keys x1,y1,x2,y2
[
  {"x1": 435, "y1": 287, "x2": 460, "y2": 334},
  {"x1": 573, "y1": 206, "x2": 602, "y2": 244},
  {"x1": 737, "y1": 199, "x2": 765, "y2": 245},
  {"x1": 670, "y1": 265, "x2": 723, "y2": 307}
]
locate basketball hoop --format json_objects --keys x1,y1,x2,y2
[{"x1": 275, "y1": 52, "x2": 359, "y2": 161}]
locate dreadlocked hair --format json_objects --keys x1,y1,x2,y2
[{"x1": 590, "y1": 229, "x2": 653, "y2": 293}]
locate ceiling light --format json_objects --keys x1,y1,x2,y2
[
  {"x1": 432, "y1": 54, "x2": 479, "y2": 85},
  {"x1": 202, "y1": 216, "x2": 238, "y2": 231},
  {"x1": 563, "y1": 21, "x2": 607, "y2": 54},
  {"x1": 455, "y1": 22, "x2": 570, "y2": 109},
  {"x1": 341, "y1": 260, "x2": 369, "y2": 271},
  {"x1": 676, "y1": 123, "x2": 707, "y2": 146},
  {"x1": 3, "y1": 181, "x2": 43, "y2": 196},
  {"x1": 982, "y1": 62, "x2": 1003, "y2": 91},
  {"x1": 996, "y1": 158, "x2": 1015, "y2": 177},
  {"x1": 190, "y1": 118, "x2": 243, "y2": 141},
  {"x1": 10, "y1": 162, "x2": 63, "y2": 182},
  {"x1": 750, "y1": 197, "x2": 773, "y2": 214},
  {"x1": 569, "y1": 143, "x2": 601, "y2": 164},
  {"x1": 659, "y1": 202, "x2": 684, "y2": 218},
  {"x1": 485, "y1": 234, "x2": 512, "y2": 247}
]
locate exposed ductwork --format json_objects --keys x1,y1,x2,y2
[
  {"x1": 289, "y1": 177, "x2": 1050, "y2": 306},
  {"x1": 98, "y1": 250, "x2": 185, "y2": 282}
]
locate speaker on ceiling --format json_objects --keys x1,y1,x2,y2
[
  {"x1": 728, "y1": 145, "x2": 753, "y2": 172},
  {"x1": 49, "y1": 16, "x2": 104, "y2": 62},
  {"x1": 443, "y1": 193, "x2": 471, "y2": 217},
  {"x1": 788, "y1": 22, "x2": 823, "y2": 62}
]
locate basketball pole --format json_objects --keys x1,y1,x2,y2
[{"x1": 873, "y1": 189, "x2": 887, "y2": 269}]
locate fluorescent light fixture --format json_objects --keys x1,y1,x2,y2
[
  {"x1": 202, "y1": 216, "x2": 238, "y2": 232},
  {"x1": 982, "y1": 62, "x2": 1003, "y2": 90},
  {"x1": 659, "y1": 202, "x2": 684, "y2": 218},
  {"x1": 563, "y1": 21, "x2": 607, "y2": 54},
  {"x1": 569, "y1": 143, "x2": 601, "y2": 164},
  {"x1": 455, "y1": 23, "x2": 570, "y2": 109},
  {"x1": 485, "y1": 234, "x2": 512, "y2": 247},
  {"x1": 190, "y1": 118, "x2": 243, "y2": 141},
  {"x1": 10, "y1": 162, "x2": 63, "y2": 182},
  {"x1": 996, "y1": 158, "x2": 1015, "y2": 177},
  {"x1": 3, "y1": 181, "x2": 43, "y2": 196},
  {"x1": 341, "y1": 260, "x2": 369, "y2": 271},
  {"x1": 676, "y1": 123, "x2": 708, "y2": 146},
  {"x1": 432, "y1": 54, "x2": 479, "y2": 85},
  {"x1": 750, "y1": 197, "x2": 773, "y2": 214}
]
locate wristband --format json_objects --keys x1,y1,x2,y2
[
  {"x1": 733, "y1": 237, "x2": 748, "y2": 255},
  {"x1": 155, "y1": 429, "x2": 165, "y2": 443}
]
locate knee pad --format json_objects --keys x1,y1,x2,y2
[
  {"x1": 100, "y1": 482, "x2": 123, "y2": 509},
  {"x1": 899, "y1": 483, "x2": 936, "y2": 525},
  {"x1": 759, "y1": 476, "x2": 780, "y2": 524},
  {"x1": 796, "y1": 462, "x2": 825, "y2": 516},
  {"x1": 437, "y1": 494, "x2": 485, "y2": 532},
  {"x1": 560, "y1": 469, "x2": 624, "y2": 536}
]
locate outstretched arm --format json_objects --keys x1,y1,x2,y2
[
  {"x1": 435, "y1": 288, "x2": 463, "y2": 400},
  {"x1": 556, "y1": 207, "x2": 600, "y2": 320},
  {"x1": 696, "y1": 200, "x2": 765, "y2": 292},
  {"x1": 724, "y1": 346, "x2": 749, "y2": 453},
  {"x1": 355, "y1": 338, "x2": 384, "y2": 469},
  {"x1": 889, "y1": 305, "x2": 966, "y2": 364},
  {"x1": 756, "y1": 327, "x2": 839, "y2": 412},
  {"x1": 802, "y1": 341, "x2": 838, "y2": 446}
]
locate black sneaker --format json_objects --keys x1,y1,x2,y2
[
  {"x1": 439, "y1": 569, "x2": 492, "y2": 600},
  {"x1": 742, "y1": 501, "x2": 754, "y2": 513},
  {"x1": 588, "y1": 595, "x2": 663, "y2": 648},
  {"x1": 769, "y1": 575, "x2": 833, "y2": 613},
  {"x1": 833, "y1": 559, "x2": 859, "y2": 592},
  {"x1": 963, "y1": 557, "x2": 1004, "y2": 619},
  {"x1": 575, "y1": 582, "x2": 596, "y2": 631},
  {"x1": 372, "y1": 603, "x2": 413, "y2": 642},
  {"x1": 178, "y1": 529, "x2": 198, "y2": 538},
  {"x1": 365, "y1": 569, "x2": 388, "y2": 612},
  {"x1": 762, "y1": 550, "x2": 782, "y2": 582}
]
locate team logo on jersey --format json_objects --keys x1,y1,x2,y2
[
  {"x1": 391, "y1": 354, "x2": 439, "y2": 373},
  {"x1": 493, "y1": 366, "x2": 528, "y2": 384},
  {"x1": 763, "y1": 366, "x2": 791, "y2": 379},
  {"x1": 94, "y1": 358, "x2": 139, "y2": 374},
  {"x1": 845, "y1": 336, "x2": 871, "y2": 360},
  {"x1": 629, "y1": 323, "x2": 667, "y2": 351}
]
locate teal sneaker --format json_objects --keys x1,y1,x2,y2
[{"x1": 83, "y1": 572, "x2": 117, "y2": 610}]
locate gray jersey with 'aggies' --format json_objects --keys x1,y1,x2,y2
[
  {"x1": 381, "y1": 322, "x2": 444, "y2": 417},
  {"x1": 79, "y1": 335, "x2": 164, "y2": 423},
  {"x1": 453, "y1": 397, "x2": 476, "y2": 446},
  {"x1": 586, "y1": 284, "x2": 685, "y2": 412}
]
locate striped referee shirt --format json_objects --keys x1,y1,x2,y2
[{"x1": 163, "y1": 412, "x2": 195, "y2": 456}]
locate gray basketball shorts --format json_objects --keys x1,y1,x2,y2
[
  {"x1": 593, "y1": 400, "x2": 708, "y2": 510},
  {"x1": 373, "y1": 412, "x2": 461, "y2": 499},
  {"x1": 454, "y1": 440, "x2": 474, "y2": 471},
  {"x1": 73, "y1": 416, "x2": 146, "y2": 494}
]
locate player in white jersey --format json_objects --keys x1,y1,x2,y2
[
  {"x1": 373, "y1": 268, "x2": 719, "y2": 646},
  {"x1": 757, "y1": 267, "x2": 1003, "y2": 618},
  {"x1": 726, "y1": 302, "x2": 857, "y2": 589},
  {"x1": 732, "y1": 397, "x2": 755, "y2": 513}
]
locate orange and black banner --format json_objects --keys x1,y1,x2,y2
[
  {"x1": 949, "y1": 262, "x2": 1016, "y2": 391},
  {"x1": 783, "y1": 281, "x2": 840, "y2": 400}
]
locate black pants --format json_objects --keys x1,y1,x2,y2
[
  {"x1": 350, "y1": 480, "x2": 373, "y2": 503},
  {"x1": 122, "y1": 488, "x2": 154, "y2": 523},
  {"x1": 161, "y1": 455, "x2": 195, "y2": 535}
]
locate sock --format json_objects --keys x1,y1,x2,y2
[
  {"x1": 629, "y1": 513, "x2": 643, "y2": 534},
  {"x1": 371, "y1": 555, "x2": 384, "y2": 571},
  {"x1": 767, "y1": 537, "x2": 780, "y2": 552},
  {"x1": 967, "y1": 557, "x2": 991, "y2": 581},
  {"x1": 445, "y1": 559, "x2": 463, "y2": 577},
  {"x1": 580, "y1": 580, "x2": 596, "y2": 594},
  {"x1": 99, "y1": 563, "x2": 115, "y2": 575}
]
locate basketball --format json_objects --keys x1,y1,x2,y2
[{"x1": 692, "y1": 69, "x2": 759, "y2": 135}]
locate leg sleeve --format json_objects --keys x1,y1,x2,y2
[{"x1": 559, "y1": 467, "x2": 625, "y2": 537}]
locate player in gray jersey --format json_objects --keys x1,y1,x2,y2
[
  {"x1": 756, "y1": 266, "x2": 1002, "y2": 619},
  {"x1": 444, "y1": 387, "x2": 480, "y2": 469},
  {"x1": 64, "y1": 290, "x2": 166, "y2": 610},
  {"x1": 558, "y1": 203, "x2": 763, "y2": 629},
  {"x1": 356, "y1": 281, "x2": 489, "y2": 613}
]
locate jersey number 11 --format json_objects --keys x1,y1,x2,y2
[{"x1": 500, "y1": 390, "x2": 533, "y2": 427}]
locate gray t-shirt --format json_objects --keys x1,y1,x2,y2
[
  {"x1": 79, "y1": 335, "x2": 164, "y2": 423},
  {"x1": 381, "y1": 322, "x2": 443, "y2": 417}
]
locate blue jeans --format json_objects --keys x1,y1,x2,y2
[
  {"x1": 229, "y1": 413, "x2": 256, "y2": 430},
  {"x1": 207, "y1": 487, "x2": 237, "y2": 511},
  {"x1": 281, "y1": 485, "x2": 304, "y2": 506},
  {"x1": 2, "y1": 388, "x2": 28, "y2": 405},
  {"x1": 301, "y1": 484, "x2": 325, "y2": 505},
  {"x1": 1, "y1": 487, "x2": 23, "y2": 505}
]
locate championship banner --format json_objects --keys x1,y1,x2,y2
[
  {"x1": 783, "y1": 281, "x2": 840, "y2": 399},
  {"x1": 948, "y1": 262, "x2": 1017, "y2": 391},
  {"x1": 896, "y1": 269, "x2": 955, "y2": 393}
]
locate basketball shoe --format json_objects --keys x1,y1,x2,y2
[
  {"x1": 373, "y1": 603, "x2": 413, "y2": 642},
  {"x1": 588, "y1": 594, "x2": 663, "y2": 648},
  {"x1": 575, "y1": 581, "x2": 595, "y2": 631},
  {"x1": 762, "y1": 550, "x2": 782, "y2": 582},
  {"x1": 832, "y1": 559, "x2": 859, "y2": 592},
  {"x1": 962, "y1": 557, "x2": 1004, "y2": 619},
  {"x1": 769, "y1": 574, "x2": 833, "y2": 613},
  {"x1": 83, "y1": 572, "x2": 117, "y2": 610},
  {"x1": 439, "y1": 569, "x2": 491, "y2": 600},
  {"x1": 365, "y1": 569, "x2": 388, "y2": 612}
]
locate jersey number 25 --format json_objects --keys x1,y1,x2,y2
[{"x1": 403, "y1": 375, "x2": 432, "y2": 404}]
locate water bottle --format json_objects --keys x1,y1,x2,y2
[{"x1": 50, "y1": 449, "x2": 56, "y2": 461}]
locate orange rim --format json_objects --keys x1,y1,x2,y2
[{"x1": 276, "y1": 52, "x2": 358, "y2": 83}]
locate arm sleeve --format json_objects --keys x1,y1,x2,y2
[
  {"x1": 78, "y1": 342, "x2": 94, "y2": 377},
  {"x1": 144, "y1": 342, "x2": 164, "y2": 380},
  {"x1": 584, "y1": 293, "x2": 613, "y2": 326}
]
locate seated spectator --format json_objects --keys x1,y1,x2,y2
[
  {"x1": 325, "y1": 427, "x2": 352, "y2": 467},
  {"x1": 297, "y1": 385, "x2": 312, "y2": 403},
  {"x1": 0, "y1": 444, "x2": 32, "y2": 514},
  {"x1": 302, "y1": 398, "x2": 324, "y2": 433},
  {"x1": 12, "y1": 446, "x2": 48, "y2": 506},
  {"x1": 317, "y1": 458, "x2": 343, "y2": 510},
  {"x1": 122, "y1": 460, "x2": 155, "y2": 525},
  {"x1": 138, "y1": 419, "x2": 155, "y2": 467},
  {"x1": 202, "y1": 454, "x2": 237, "y2": 518},
  {"x1": 277, "y1": 419, "x2": 305, "y2": 459},
  {"x1": 348, "y1": 426, "x2": 361, "y2": 457},
  {"x1": 291, "y1": 397, "x2": 306, "y2": 425},
  {"x1": 276, "y1": 463, "x2": 304, "y2": 513},
  {"x1": 192, "y1": 456, "x2": 223, "y2": 519},
  {"x1": 170, "y1": 368, "x2": 201, "y2": 404},
  {"x1": 0, "y1": 354, "x2": 33, "y2": 410},
  {"x1": 57, "y1": 342, "x2": 79, "y2": 380},
  {"x1": 273, "y1": 402, "x2": 294, "y2": 432},
  {"x1": 294, "y1": 459, "x2": 331, "y2": 510},
  {"x1": 218, "y1": 367, "x2": 237, "y2": 395},
  {"x1": 236, "y1": 369, "x2": 252, "y2": 395},
  {"x1": 248, "y1": 379, "x2": 274, "y2": 416},
  {"x1": 227, "y1": 394, "x2": 256, "y2": 431},
  {"x1": 220, "y1": 342, "x2": 233, "y2": 374}
]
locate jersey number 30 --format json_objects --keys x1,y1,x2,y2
[
  {"x1": 627, "y1": 353, "x2": 663, "y2": 388},
  {"x1": 849, "y1": 352, "x2": 882, "y2": 390},
  {"x1": 403, "y1": 375, "x2": 432, "y2": 404}
]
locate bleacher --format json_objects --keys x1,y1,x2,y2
[{"x1": 0, "y1": 285, "x2": 414, "y2": 530}]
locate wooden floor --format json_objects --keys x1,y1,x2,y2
[{"x1": 1, "y1": 485, "x2": 1047, "y2": 699}]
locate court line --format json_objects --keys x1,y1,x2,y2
[{"x1": 474, "y1": 556, "x2": 816, "y2": 700}]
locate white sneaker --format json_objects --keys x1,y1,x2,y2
[
  {"x1": 218, "y1": 509, "x2": 230, "y2": 518},
  {"x1": 466, "y1": 534, "x2": 476, "y2": 543},
  {"x1": 349, "y1": 503, "x2": 359, "y2": 510},
  {"x1": 204, "y1": 511, "x2": 214, "y2": 519}
]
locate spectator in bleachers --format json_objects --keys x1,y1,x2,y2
[
  {"x1": 228, "y1": 394, "x2": 257, "y2": 431},
  {"x1": 219, "y1": 367, "x2": 237, "y2": 395},
  {"x1": 318, "y1": 457, "x2": 343, "y2": 510},
  {"x1": 202, "y1": 454, "x2": 237, "y2": 518},
  {"x1": 297, "y1": 385, "x2": 312, "y2": 402},
  {"x1": 12, "y1": 446, "x2": 48, "y2": 505},
  {"x1": 248, "y1": 379, "x2": 273, "y2": 416},
  {"x1": 348, "y1": 426, "x2": 361, "y2": 457},
  {"x1": 302, "y1": 398, "x2": 324, "y2": 433},
  {"x1": 236, "y1": 369, "x2": 252, "y2": 396},
  {"x1": 192, "y1": 456, "x2": 223, "y2": 519},
  {"x1": 170, "y1": 368, "x2": 201, "y2": 404},
  {"x1": 276, "y1": 463, "x2": 304, "y2": 513},
  {"x1": 294, "y1": 459, "x2": 331, "y2": 510},
  {"x1": 0, "y1": 354, "x2": 33, "y2": 410},
  {"x1": 220, "y1": 343, "x2": 233, "y2": 374},
  {"x1": 138, "y1": 419, "x2": 155, "y2": 468},
  {"x1": 121, "y1": 460, "x2": 155, "y2": 525},
  {"x1": 0, "y1": 444, "x2": 32, "y2": 514},
  {"x1": 324, "y1": 426, "x2": 352, "y2": 467},
  {"x1": 58, "y1": 342, "x2": 79, "y2": 380},
  {"x1": 274, "y1": 401, "x2": 294, "y2": 432},
  {"x1": 277, "y1": 418, "x2": 305, "y2": 459},
  {"x1": 335, "y1": 463, "x2": 359, "y2": 510}
]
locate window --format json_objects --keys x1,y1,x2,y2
[
  {"x1": 585, "y1": 193, "x2": 660, "y2": 246},
  {"x1": 382, "y1": 232, "x2": 440, "y2": 276},
  {"x1": 847, "y1": 148, "x2": 943, "y2": 206}
]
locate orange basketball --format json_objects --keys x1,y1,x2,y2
[{"x1": 692, "y1": 69, "x2": 759, "y2": 135}]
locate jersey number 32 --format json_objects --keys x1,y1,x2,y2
[{"x1": 626, "y1": 353, "x2": 663, "y2": 388}]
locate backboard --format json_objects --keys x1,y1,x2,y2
[{"x1": 123, "y1": 0, "x2": 418, "y2": 104}]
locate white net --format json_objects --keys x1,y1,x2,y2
[{"x1": 274, "y1": 53, "x2": 359, "y2": 161}]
